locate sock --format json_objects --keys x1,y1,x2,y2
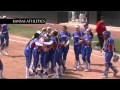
[
  {"x1": 26, "y1": 67, "x2": 29, "y2": 77},
  {"x1": 74, "y1": 60, "x2": 77, "y2": 68},
  {"x1": 59, "y1": 65, "x2": 63, "y2": 75},
  {"x1": 54, "y1": 67, "x2": 59, "y2": 76},
  {"x1": 87, "y1": 63, "x2": 90, "y2": 69}
]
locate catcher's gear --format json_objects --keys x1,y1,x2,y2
[{"x1": 112, "y1": 53, "x2": 119, "y2": 62}]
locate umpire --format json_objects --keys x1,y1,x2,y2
[{"x1": 95, "y1": 16, "x2": 106, "y2": 49}]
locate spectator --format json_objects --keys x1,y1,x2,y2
[
  {"x1": 72, "y1": 11, "x2": 76, "y2": 21},
  {"x1": 95, "y1": 16, "x2": 106, "y2": 49}
]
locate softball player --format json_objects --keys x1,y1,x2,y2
[
  {"x1": 47, "y1": 27, "x2": 52, "y2": 34},
  {"x1": 46, "y1": 27, "x2": 55, "y2": 71},
  {"x1": 40, "y1": 34, "x2": 54, "y2": 78},
  {"x1": 101, "y1": 30, "x2": 118, "y2": 79},
  {"x1": 82, "y1": 23, "x2": 88, "y2": 35},
  {"x1": 51, "y1": 30, "x2": 63, "y2": 78},
  {"x1": 32, "y1": 35, "x2": 44, "y2": 78},
  {"x1": 80, "y1": 28, "x2": 92, "y2": 72},
  {"x1": 81, "y1": 23, "x2": 93, "y2": 65},
  {"x1": 24, "y1": 33, "x2": 40, "y2": 78},
  {"x1": 40, "y1": 27, "x2": 47, "y2": 37},
  {"x1": 36, "y1": 28, "x2": 47, "y2": 69},
  {"x1": 72, "y1": 25, "x2": 83, "y2": 71},
  {"x1": 58, "y1": 26, "x2": 71, "y2": 72},
  {"x1": 1, "y1": 16, "x2": 10, "y2": 56}
]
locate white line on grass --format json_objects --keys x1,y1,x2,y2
[
  {"x1": 10, "y1": 35, "x2": 30, "y2": 40},
  {"x1": 10, "y1": 39, "x2": 28, "y2": 44}
]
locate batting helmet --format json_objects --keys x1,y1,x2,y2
[{"x1": 102, "y1": 30, "x2": 111, "y2": 37}]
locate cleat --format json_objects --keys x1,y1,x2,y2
[
  {"x1": 52, "y1": 75, "x2": 59, "y2": 79},
  {"x1": 35, "y1": 74, "x2": 42, "y2": 79},
  {"x1": 81, "y1": 61, "x2": 86, "y2": 65},
  {"x1": 5, "y1": 51, "x2": 9, "y2": 56},
  {"x1": 102, "y1": 75, "x2": 108, "y2": 79},
  {"x1": 73, "y1": 67, "x2": 77, "y2": 71},
  {"x1": 84, "y1": 68, "x2": 90, "y2": 72},
  {"x1": 76, "y1": 65, "x2": 82, "y2": 70},
  {"x1": 26, "y1": 76, "x2": 33, "y2": 79}
]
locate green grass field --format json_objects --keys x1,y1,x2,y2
[
  {"x1": 8, "y1": 24, "x2": 120, "y2": 54},
  {"x1": 9, "y1": 24, "x2": 40, "y2": 38}
]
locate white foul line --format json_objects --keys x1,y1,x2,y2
[
  {"x1": 10, "y1": 35, "x2": 30, "y2": 40},
  {"x1": 9, "y1": 39, "x2": 28, "y2": 44}
]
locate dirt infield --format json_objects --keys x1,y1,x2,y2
[
  {"x1": 1, "y1": 35, "x2": 120, "y2": 79},
  {"x1": 1, "y1": 23, "x2": 120, "y2": 79}
]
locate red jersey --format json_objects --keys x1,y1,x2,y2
[{"x1": 96, "y1": 20, "x2": 106, "y2": 34}]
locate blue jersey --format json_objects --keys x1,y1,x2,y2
[
  {"x1": 82, "y1": 34, "x2": 92, "y2": 47},
  {"x1": 26, "y1": 38, "x2": 39, "y2": 49},
  {"x1": 1, "y1": 24, "x2": 8, "y2": 33},
  {"x1": 49, "y1": 36, "x2": 56, "y2": 51},
  {"x1": 43, "y1": 36, "x2": 55, "y2": 50},
  {"x1": 39, "y1": 33, "x2": 43, "y2": 38},
  {"x1": 82, "y1": 28, "x2": 86, "y2": 36},
  {"x1": 72, "y1": 32, "x2": 83, "y2": 45},
  {"x1": 58, "y1": 31, "x2": 71, "y2": 43},
  {"x1": 103, "y1": 38, "x2": 114, "y2": 52}
]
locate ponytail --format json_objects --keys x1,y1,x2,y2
[{"x1": 27, "y1": 33, "x2": 39, "y2": 46}]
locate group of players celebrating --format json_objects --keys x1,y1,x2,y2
[
  {"x1": 24, "y1": 23, "x2": 93, "y2": 79},
  {"x1": 24, "y1": 23, "x2": 119, "y2": 79}
]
